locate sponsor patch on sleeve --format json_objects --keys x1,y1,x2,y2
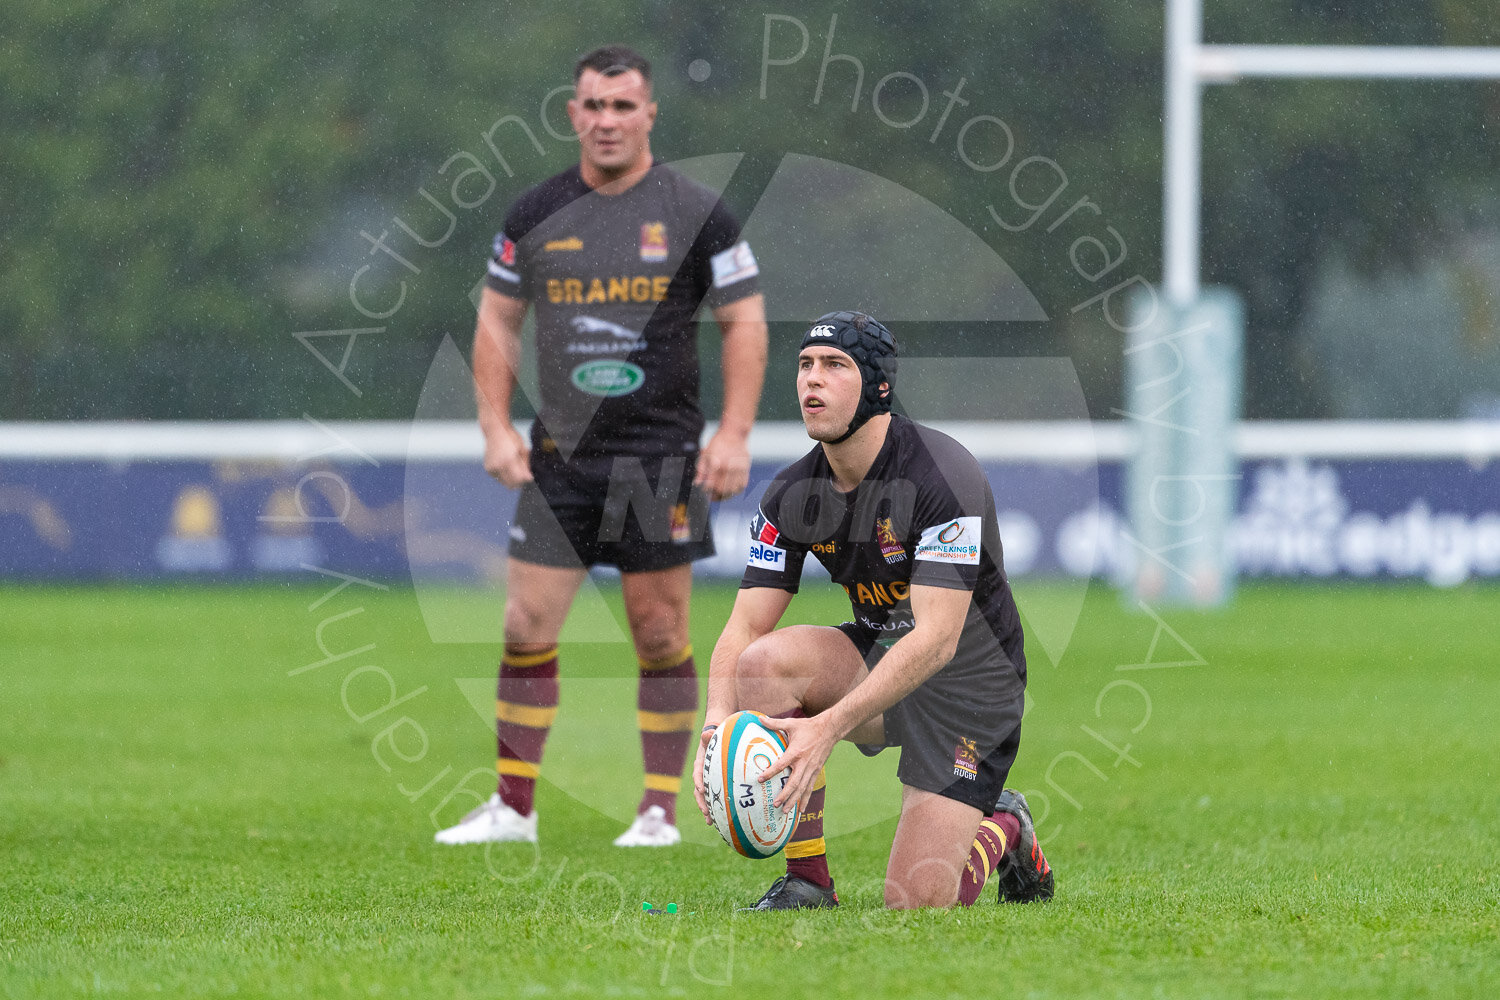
[
  {"x1": 489, "y1": 234, "x2": 520, "y2": 283},
  {"x1": 914, "y1": 517, "x2": 982, "y2": 565},
  {"x1": 710, "y1": 241, "x2": 759, "y2": 288},
  {"x1": 747, "y1": 541, "x2": 788, "y2": 571},
  {"x1": 749, "y1": 509, "x2": 780, "y2": 546}
]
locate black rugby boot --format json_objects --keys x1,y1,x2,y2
[
  {"x1": 993, "y1": 789, "x2": 1055, "y2": 903},
  {"x1": 741, "y1": 874, "x2": 839, "y2": 911}
]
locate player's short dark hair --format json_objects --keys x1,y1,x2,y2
[{"x1": 574, "y1": 45, "x2": 652, "y2": 86}]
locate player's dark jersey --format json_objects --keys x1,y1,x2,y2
[
  {"x1": 484, "y1": 162, "x2": 759, "y2": 458},
  {"x1": 741, "y1": 414, "x2": 1026, "y2": 692}
]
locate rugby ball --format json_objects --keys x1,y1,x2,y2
[{"x1": 702, "y1": 710, "x2": 799, "y2": 859}]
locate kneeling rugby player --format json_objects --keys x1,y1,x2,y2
[{"x1": 694, "y1": 311, "x2": 1054, "y2": 909}]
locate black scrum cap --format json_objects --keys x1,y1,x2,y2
[{"x1": 799, "y1": 310, "x2": 898, "y2": 443}]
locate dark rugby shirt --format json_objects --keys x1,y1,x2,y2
[
  {"x1": 484, "y1": 162, "x2": 759, "y2": 458},
  {"x1": 741, "y1": 415, "x2": 1026, "y2": 688}
]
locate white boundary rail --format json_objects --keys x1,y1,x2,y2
[{"x1": 2, "y1": 421, "x2": 1498, "y2": 463}]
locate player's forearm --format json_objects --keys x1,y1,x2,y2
[
  {"x1": 704, "y1": 617, "x2": 760, "y2": 720},
  {"x1": 706, "y1": 587, "x2": 795, "y2": 721},
  {"x1": 824, "y1": 585, "x2": 969, "y2": 739},
  {"x1": 713, "y1": 296, "x2": 767, "y2": 437},
  {"x1": 825, "y1": 629, "x2": 955, "y2": 742},
  {"x1": 473, "y1": 360, "x2": 514, "y2": 437},
  {"x1": 472, "y1": 316, "x2": 522, "y2": 437},
  {"x1": 708, "y1": 600, "x2": 787, "y2": 720}
]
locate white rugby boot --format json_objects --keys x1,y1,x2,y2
[
  {"x1": 612, "y1": 805, "x2": 681, "y2": 847},
  {"x1": 433, "y1": 793, "x2": 537, "y2": 844}
]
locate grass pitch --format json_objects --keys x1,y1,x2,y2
[{"x1": 2, "y1": 580, "x2": 1497, "y2": 998}]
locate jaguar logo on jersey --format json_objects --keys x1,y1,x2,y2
[
  {"x1": 640, "y1": 222, "x2": 668, "y2": 262},
  {"x1": 875, "y1": 516, "x2": 906, "y2": 564},
  {"x1": 670, "y1": 503, "x2": 692, "y2": 543},
  {"x1": 566, "y1": 316, "x2": 645, "y2": 355},
  {"x1": 571, "y1": 316, "x2": 641, "y2": 341},
  {"x1": 570, "y1": 360, "x2": 644, "y2": 396},
  {"x1": 952, "y1": 737, "x2": 979, "y2": 781},
  {"x1": 749, "y1": 510, "x2": 780, "y2": 546},
  {"x1": 916, "y1": 517, "x2": 982, "y2": 565}
]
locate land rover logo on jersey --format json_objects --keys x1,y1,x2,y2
[
  {"x1": 640, "y1": 222, "x2": 668, "y2": 262},
  {"x1": 570, "y1": 360, "x2": 644, "y2": 396}
]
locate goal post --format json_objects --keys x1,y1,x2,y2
[{"x1": 1127, "y1": 0, "x2": 1500, "y2": 606}]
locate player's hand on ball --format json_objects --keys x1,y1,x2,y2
[
  {"x1": 758, "y1": 714, "x2": 837, "y2": 814},
  {"x1": 483, "y1": 426, "x2": 534, "y2": 489},
  {"x1": 694, "y1": 430, "x2": 751, "y2": 501},
  {"x1": 692, "y1": 719, "x2": 721, "y2": 826}
]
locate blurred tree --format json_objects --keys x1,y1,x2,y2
[{"x1": 0, "y1": 0, "x2": 1494, "y2": 419}]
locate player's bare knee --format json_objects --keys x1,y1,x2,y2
[
  {"x1": 884, "y1": 879, "x2": 958, "y2": 910},
  {"x1": 881, "y1": 879, "x2": 909, "y2": 909},
  {"x1": 503, "y1": 602, "x2": 554, "y2": 649},
  {"x1": 627, "y1": 611, "x2": 684, "y2": 664},
  {"x1": 736, "y1": 636, "x2": 789, "y2": 682},
  {"x1": 632, "y1": 630, "x2": 682, "y2": 665},
  {"x1": 882, "y1": 877, "x2": 926, "y2": 909},
  {"x1": 884, "y1": 850, "x2": 963, "y2": 909},
  {"x1": 738, "y1": 636, "x2": 819, "y2": 713}
]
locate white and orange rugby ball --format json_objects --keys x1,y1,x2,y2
[{"x1": 703, "y1": 710, "x2": 799, "y2": 859}]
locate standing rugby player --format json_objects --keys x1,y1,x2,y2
[{"x1": 437, "y1": 45, "x2": 767, "y2": 847}]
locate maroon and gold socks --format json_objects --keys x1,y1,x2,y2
[
  {"x1": 784, "y1": 767, "x2": 832, "y2": 888},
  {"x1": 957, "y1": 810, "x2": 1022, "y2": 905},
  {"x1": 497, "y1": 645, "x2": 699, "y2": 825},
  {"x1": 495, "y1": 647, "x2": 559, "y2": 816},
  {"x1": 636, "y1": 646, "x2": 698, "y2": 824}
]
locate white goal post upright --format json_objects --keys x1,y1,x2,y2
[
  {"x1": 1166, "y1": 1, "x2": 1500, "y2": 307},
  {"x1": 1126, "y1": 0, "x2": 1500, "y2": 606}
]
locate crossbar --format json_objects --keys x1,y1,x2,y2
[{"x1": 1198, "y1": 44, "x2": 1500, "y2": 83}]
